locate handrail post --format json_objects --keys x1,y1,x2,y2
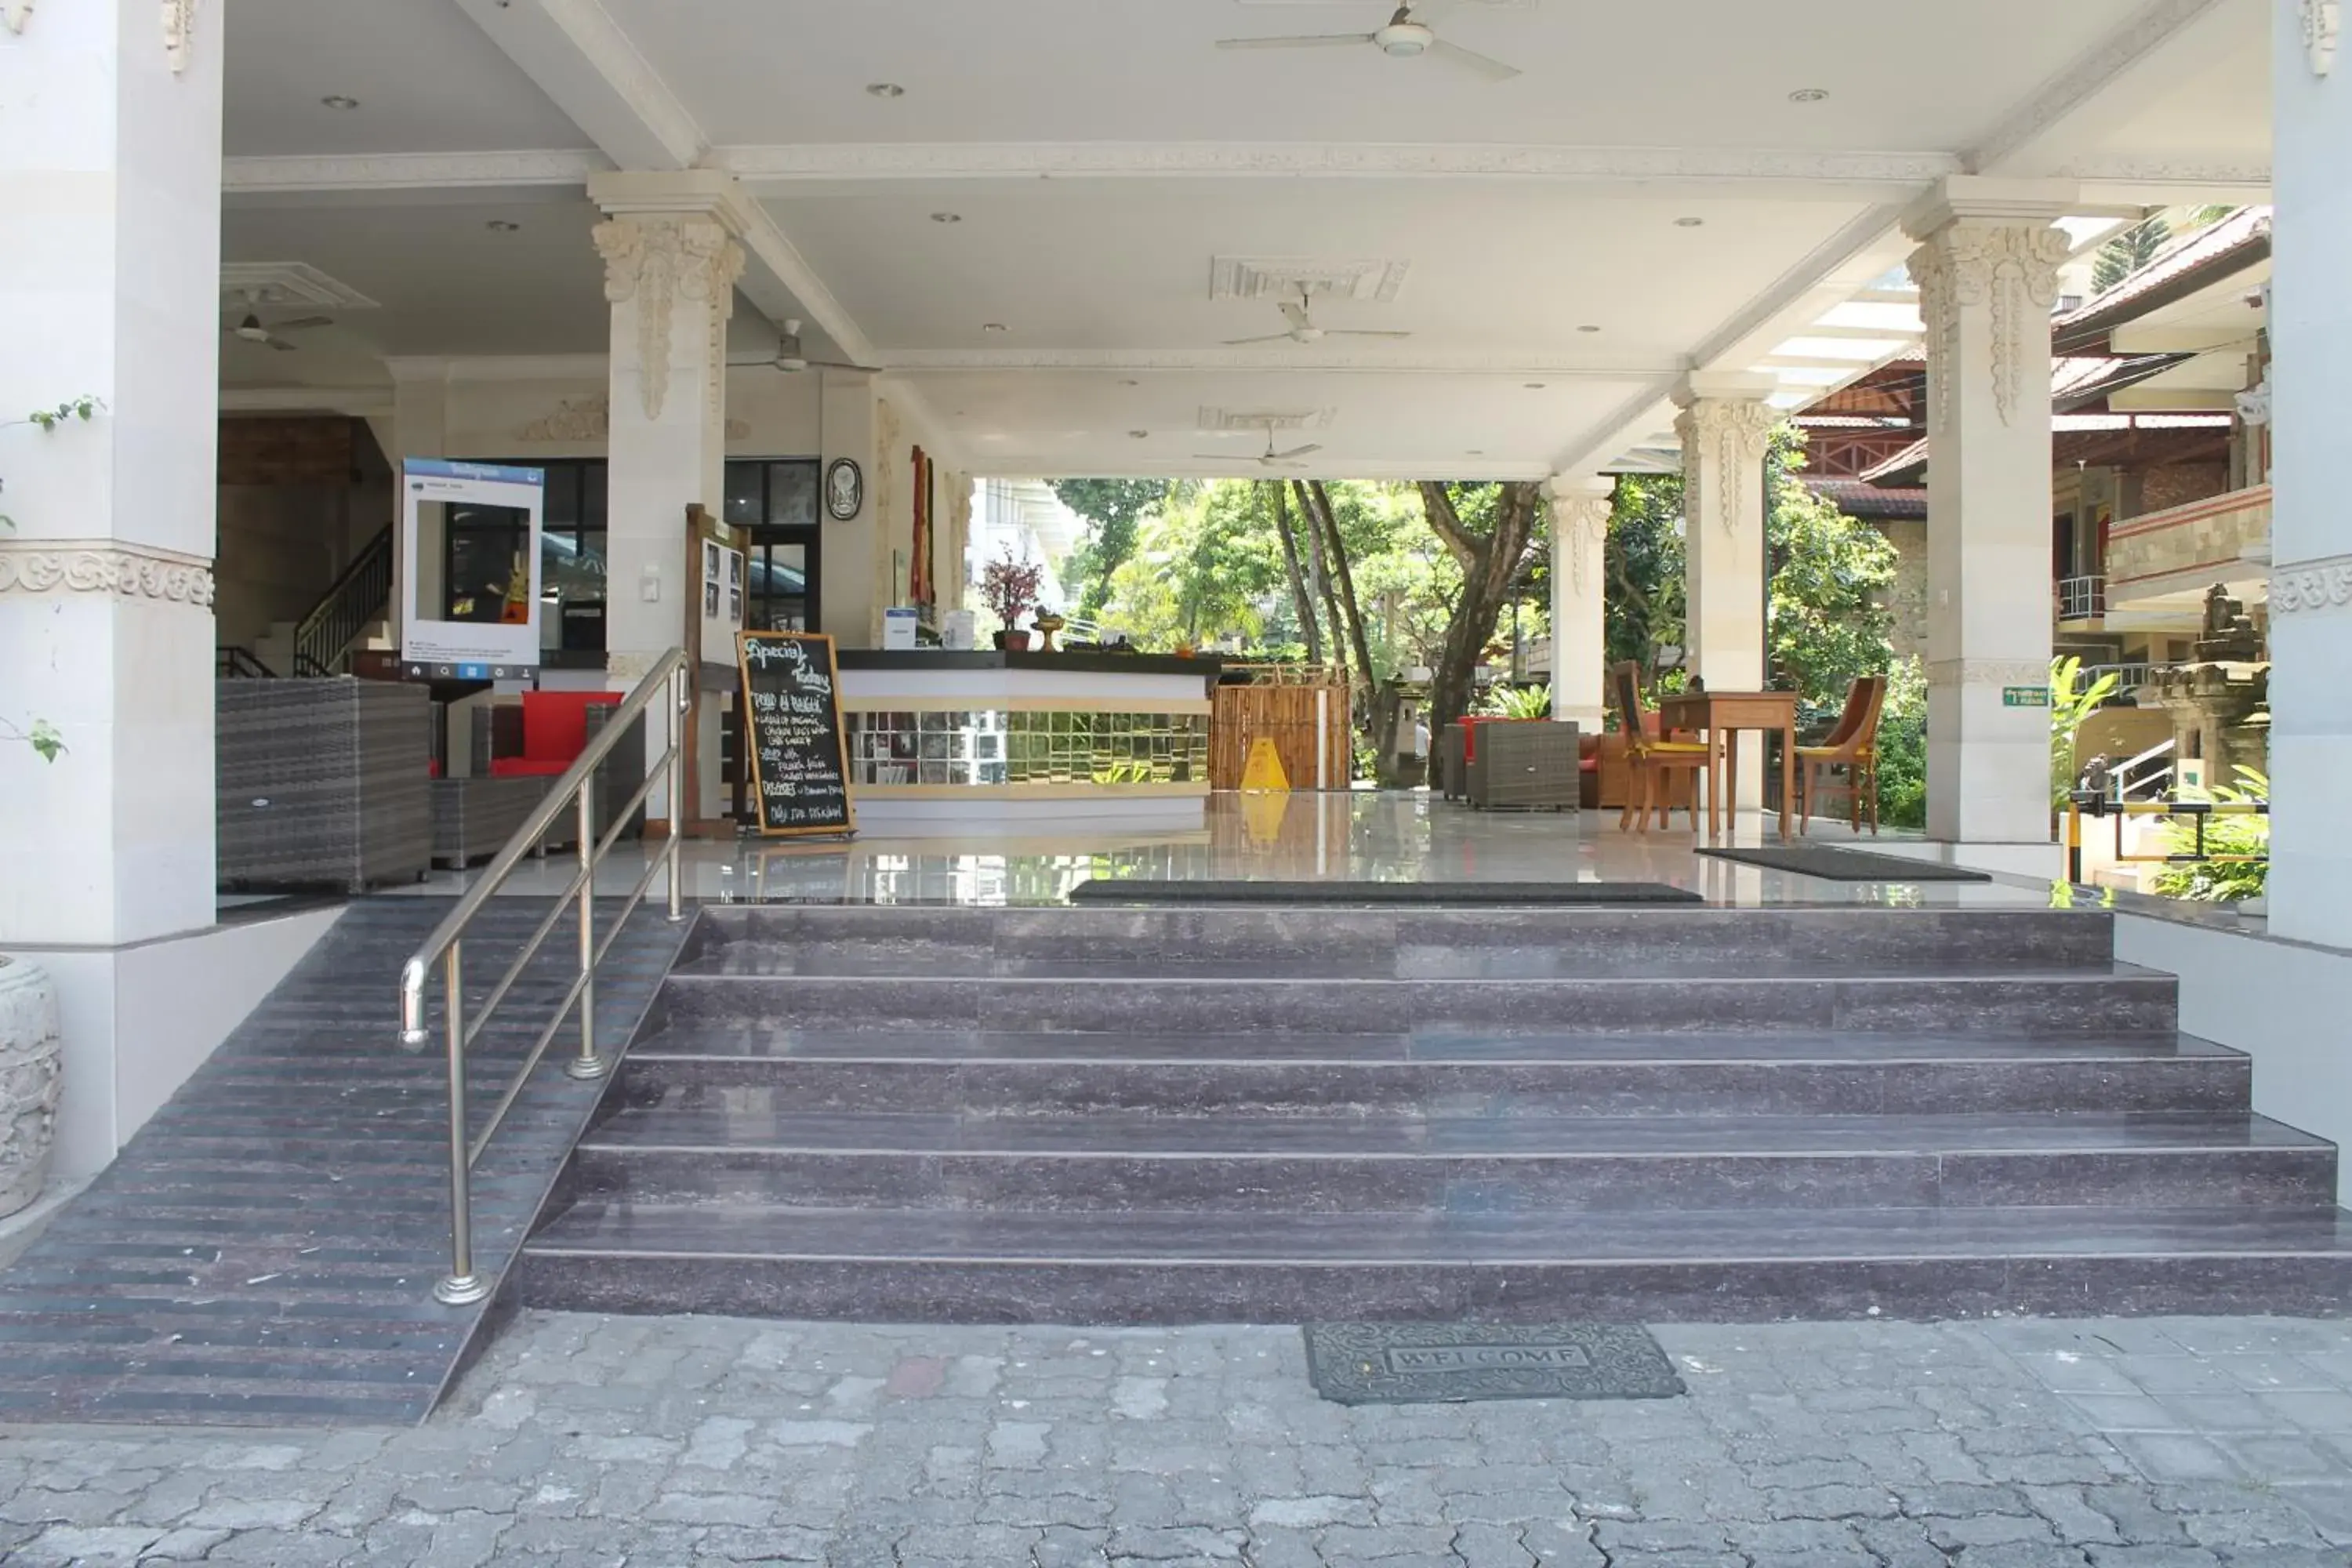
[
  {"x1": 433, "y1": 943, "x2": 490, "y2": 1306},
  {"x1": 565, "y1": 775, "x2": 608, "y2": 1081},
  {"x1": 668, "y1": 663, "x2": 689, "y2": 923}
]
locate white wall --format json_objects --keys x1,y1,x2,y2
[{"x1": 2116, "y1": 913, "x2": 2352, "y2": 1204}]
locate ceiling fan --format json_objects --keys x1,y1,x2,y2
[
  {"x1": 1227, "y1": 289, "x2": 1412, "y2": 347},
  {"x1": 1215, "y1": 3, "x2": 1521, "y2": 82},
  {"x1": 1196, "y1": 427, "x2": 1325, "y2": 469},
  {"x1": 729, "y1": 318, "x2": 879, "y2": 374},
  {"x1": 225, "y1": 310, "x2": 332, "y2": 352}
]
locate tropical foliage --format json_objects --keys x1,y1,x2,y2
[
  {"x1": 2153, "y1": 767, "x2": 2270, "y2": 904},
  {"x1": 2050, "y1": 655, "x2": 2122, "y2": 808}
]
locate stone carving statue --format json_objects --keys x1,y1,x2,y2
[{"x1": 2194, "y1": 584, "x2": 2263, "y2": 662}]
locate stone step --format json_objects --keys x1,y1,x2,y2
[
  {"x1": 679, "y1": 903, "x2": 2118, "y2": 976},
  {"x1": 618, "y1": 1033, "x2": 2250, "y2": 1117},
  {"x1": 648, "y1": 967, "x2": 2179, "y2": 1040},
  {"x1": 572, "y1": 1109, "x2": 2328, "y2": 1214},
  {"x1": 517, "y1": 1201, "x2": 2352, "y2": 1323}
]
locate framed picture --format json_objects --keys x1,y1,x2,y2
[{"x1": 825, "y1": 457, "x2": 864, "y2": 521}]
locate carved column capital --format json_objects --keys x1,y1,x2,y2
[
  {"x1": 1907, "y1": 220, "x2": 2071, "y2": 432},
  {"x1": 1547, "y1": 477, "x2": 1614, "y2": 600},
  {"x1": 1675, "y1": 398, "x2": 1777, "y2": 539},
  {"x1": 591, "y1": 214, "x2": 746, "y2": 422}
]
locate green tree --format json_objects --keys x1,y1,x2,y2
[
  {"x1": 2092, "y1": 216, "x2": 2170, "y2": 294},
  {"x1": 1766, "y1": 427, "x2": 1897, "y2": 710},
  {"x1": 1048, "y1": 478, "x2": 1169, "y2": 618},
  {"x1": 1602, "y1": 472, "x2": 1686, "y2": 685},
  {"x1": 1100, "y1": 482, "x2": 1282, "y2": 647},
  {"x1": 1873, "y1": 658, "x2": 1929, "y2": 829},
  {"x1": 1417, "y1": 481, "x2": 1546, "y2": 782}
]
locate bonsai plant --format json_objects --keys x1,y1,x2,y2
[
  {"x1": 980, "y1": 550, "x2": 1044, "y2": 652},
  {"x1": 0, "y1": 398, "x2": 90, "y2": 1217}
]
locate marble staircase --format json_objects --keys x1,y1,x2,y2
[{"x1": 518, "y1": 903, "x2": 2352, "y2": 1322}]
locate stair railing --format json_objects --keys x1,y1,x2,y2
[
  {"x1": 293, "y1": 526, "x2": 394, "y2": 676},
  {"x1": 216, "y1": 645, "x2": 277, "y2": 679},
  {"x1": 2115, "y1": 736, "x2": 2176, "y2": 801},
  {"x1": 397, "y1": 648, "x2": 691, "y2": 1307}
]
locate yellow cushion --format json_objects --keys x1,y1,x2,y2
[{"x1": 1642, "y1": 742, "x2": 1713, "y2": 756}]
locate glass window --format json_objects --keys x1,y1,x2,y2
[
  {"x1": 723, "y1": 463, "x2": 764, "y2": 528},
  {"x1": 768, "y1": 462, "x2": 818, "y2": 527}
]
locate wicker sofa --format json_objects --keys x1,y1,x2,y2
[{"x1": 217, "y1": 679, "x2": 432, "y2": 892}]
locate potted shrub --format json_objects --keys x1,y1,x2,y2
[
  {"x1": 980, "y1": 550, "x2": 1044, "y2": 653},
  {"x1": 0, "y1": 401, "x2": 89, "y2": 1218}
]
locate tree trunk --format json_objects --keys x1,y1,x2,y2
[
  {"x1": 1294, "y1": 480, "x2": 1350, "y2": 688},
  {"x1": 1417, "y1": 481, "x2": 1544, "y2": 786},
  {"x1": 1270, "y1": 480, "x2": 1321, "y2": 664},
  {"x1": 1302, "y1": 481, "x2": 1396, "y2": 778}
]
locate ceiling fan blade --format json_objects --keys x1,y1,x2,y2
[
  {"x1": 1270, "y1": 443, "x2": 1325, "y2": 460},
  {"x1": 274, "y1": 316, "x2": 335, "y2": 332},
  {"x1": 1277, "y1": 299, "x2": 1312, "y2": 329},
  {"x1": 1224, "y1": 333, "x2": 1295, "y2": 346},
  {"x1": 1327, "y1": 329, "x2": 1414, "y2": 339},
  {"x1": 1215, "y1": 32, "x2": 1374, "y2": 49},
  {"x1": 268, "y1": 338, "x2": 299, "y2": 352},
  {"x1": 1429, "y1": 37, "x2": 1520, "y2": 81},
  {"x1": 810, "y1": 359, "x2": 884, "y2": 373}
]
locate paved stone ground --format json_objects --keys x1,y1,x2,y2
[{"x1": 6, "y1": 1312, "x2": 2352, "y2": 1566}]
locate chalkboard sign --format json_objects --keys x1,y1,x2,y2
[{"x1": 738, "y1": 631, "x2": 856, "y2": 837}]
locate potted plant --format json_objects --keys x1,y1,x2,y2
[
  {"x1": 0, "y1": 400, "x2": 88, "y2": 1218},
  {"x1": 980, "y1": 550, "x2": 1044, "y2": 653}
]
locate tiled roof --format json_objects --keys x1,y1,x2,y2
[
  {"x1": 2056, "y1": 208, "x2": 2270, "y2": 333},
  {"x1": 1809, "y1": 478, "x2": 1928, "y2": 519}
]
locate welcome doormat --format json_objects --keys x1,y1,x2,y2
[
  {"x1": 1067, "y1": 880, "x2": 1704, "y2": 905},
  {"x1": 1304, "y1": 1323, "x2": 1686, "y2": 1406},
  {"x1": 1695, "y1": 844, "x2": 1991, "y2": 882}
]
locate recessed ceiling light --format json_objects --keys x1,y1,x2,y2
[
  {"x1": 321, "y1": 95, "x2": 361, "y2": 110},
  {"x1": 866, "y1": 82, "x2": 905, "y2": 98},
  {"x1": 1128, "y1": 430, "x2": 1149, "y2": 440},
  {"x1": 982, "y1": 322, "x2": 1008, "y2": 333},
  {"x1": 1577, "y1": 325, "x2": 1602, "y2": 333},
  {"x1": 486, "y1": 220, "x2": 522, "y2": 233},
  {"x1": 1788, "y1": 87, "x2": 1830, "y2": 103},
  {"x1": 1675, "y1": 216, "x2": 1706, "y2": 228},
  {"x1": 930, "y1": 212, "x2": 961, "y2": 224}
]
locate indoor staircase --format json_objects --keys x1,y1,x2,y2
[{"x1": 518, "y1": 902, "x2": 2352, "y2": 1322}]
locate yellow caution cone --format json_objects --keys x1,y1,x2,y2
[{"x1": 1240, "y1": 738, "x2": 1291, "y2": 793}]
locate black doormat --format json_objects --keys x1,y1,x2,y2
[
  {"x1": 1695, "y1": 844, "x2": 1991, "y2": 882},
  {"x1": 1305, "y1": 1323, "x2": 1686, "y2": 1406},
  {"x1": 1067, "y1": 879, "x2": 1704, "y2": 905}
]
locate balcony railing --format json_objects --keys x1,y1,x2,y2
[{"x1": 2057, "y1": 575, "x2": 2107, "y2": 620}]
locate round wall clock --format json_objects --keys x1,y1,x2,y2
[{"x1": 825, "y1": 457, "x2": 864, "y2": 521}]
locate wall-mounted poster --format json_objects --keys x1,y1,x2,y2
[{"x1": 400, "y1": 459, "x2": 545, "y2": 678}]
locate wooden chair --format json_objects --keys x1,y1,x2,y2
[
  {"x1": 1797, "y1": 674, "x2": 1889, "y2": 835},
  {"x1": 1610, "y1": 662, "x2": 1717, "y2": 833}
]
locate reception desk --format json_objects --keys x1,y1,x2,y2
[{"x1": 836, "y1": 651, "x2": 1221, "y2": 829}]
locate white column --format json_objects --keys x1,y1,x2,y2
[
  {"x1": 1675, "y1": 376, "x2": 1777, "y2": 807},
  {"x1": 0, "y1": 0, "x2": 223, "y2": 947},
  {"x1": 2267, "y1": 3, "x2": 2352, "y2": 946},
  {"x1": 587, "y1": 172, "x2": 746, "y2": 817},
  {"x1": 1905, "y1": 178, "x2": 2075, "y2": 848},
  {"x1": 1546, "y1": 474, "x2": 1614, "y2": 732}
]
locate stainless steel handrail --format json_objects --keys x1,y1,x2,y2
[{"x1": 397, "y1": 648, "x2": 693, "y2": 1306}]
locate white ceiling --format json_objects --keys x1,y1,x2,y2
[
  {"x1": 593, "y1": 0, "x2": 2145, "y2": 153},
  {"x1": 215, "y1": 0, "x2": 2277, "y2": 478},
  {"x1": 223, "y1": 0, "x2": 589, "y2": 156}
]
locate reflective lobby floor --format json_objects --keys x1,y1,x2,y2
[{"x1": 389, "y1": 791, "x2": 2062, "y2": 910}]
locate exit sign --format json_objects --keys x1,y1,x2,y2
[{"x1": 2003, "y1": 685, "x2": 2052, "y2": 708}]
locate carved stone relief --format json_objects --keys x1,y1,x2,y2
[
  {"x1": 1908, "y1": 223, "x2": 2071, "y2": 432},
  {"x1": 592, "y1": 216, "x2": 746, "y2": 423}
]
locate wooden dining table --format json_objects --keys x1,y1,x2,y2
[{"x1": 1655, "y1": 688, "x2": 1800, "y2": 840}]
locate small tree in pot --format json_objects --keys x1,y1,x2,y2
[
  {"x1": 0, "y1": 400, "x2": 91, "y2": 1218},
  {"x1": 980, "y1": 550, "x2": 1045, "y2": 652}
]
